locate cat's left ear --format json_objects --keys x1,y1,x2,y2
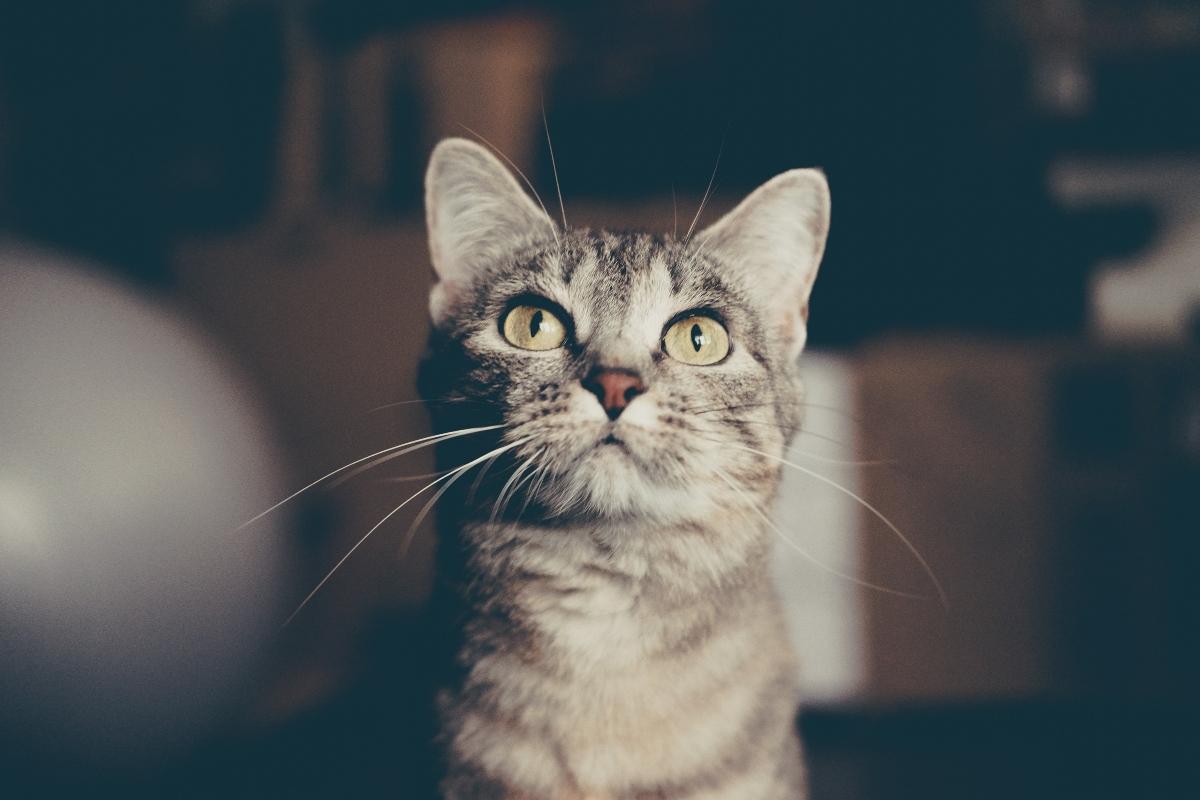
[{"x1": 693, "y1": 169, "x2": 830, "y2": 358}]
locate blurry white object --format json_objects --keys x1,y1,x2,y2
[
  {"x1": 1052, "y1": 159, "x2": 1200, "y2": 343},
  {"x1": 0, "y1": 243, "x2": 289, "y2": 764},
  {"x1": 772, "y1": 352, "x2": 866, "y2": 704}
]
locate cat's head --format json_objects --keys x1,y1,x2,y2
[{"x1": 421, "y1": 138, "x2": 829, "y2": 524}]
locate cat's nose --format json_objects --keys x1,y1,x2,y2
[{"x1": 582, "y1": 368, "x2": 646, "y2": 420}]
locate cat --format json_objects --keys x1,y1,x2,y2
[{"x1": 417, "y1": 137, "x2": 830, "y2": 799}]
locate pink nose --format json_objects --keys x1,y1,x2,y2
[{"x1": 583, "y1": 369, "x2": 646, "y2": 420}]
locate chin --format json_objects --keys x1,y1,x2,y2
[{"x1": 545, "y1": 436, "x2": 709, "y2": 523}]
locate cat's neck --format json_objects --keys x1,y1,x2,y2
[
  {"x1": 447, "y1": 512, "x2": 777, "y2": 669},
  {"x1": 464, "y1": 509, "x2": 772, "y2": 595}
]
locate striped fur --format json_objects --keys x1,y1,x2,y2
[{"x1": 421, "y1": 139, "x2": 829, "y2": 799}]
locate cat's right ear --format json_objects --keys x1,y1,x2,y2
[{"x1": 424, "y1": 138, "x2": 557, "y2": 324}]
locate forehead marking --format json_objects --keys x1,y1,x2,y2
[{"x1": 627, "y1": 251, "x2": 676, "y2": 346}]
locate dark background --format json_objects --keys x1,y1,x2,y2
[
  {"x1": 1, "y1": 1, "x2": 1198, "y2": 797},
  {"x1": 7, "y1": 0, "x2": 1195, "y2": 343}
]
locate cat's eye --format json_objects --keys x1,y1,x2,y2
[
  {"x1": 502, "y1": 304, "x2": 568, "y2": 351},
  {"x1": 662, "y1": 315, "x2": 730, "y2": 366}
]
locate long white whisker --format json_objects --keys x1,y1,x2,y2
[
  {"x1": 514, "y1": 459, "x2": 551, "y2": 520},
  {"x1": 366, "y1": 398, "x2": 435, "y2": 412},
  {"x1": 494, "y1": 450, "x2": 542, "y2": 522},
  {"x1": 684, "y1": 400, "x2": 777, "y2": 415},
  {"x1": 510, "y1": 452, "x2": 548, "y2": 514},
  {"x1": 693, "y1": 417, "x2": 890, "y2": 466},
  {"x1": 729, "y1": 444, "x2": 948, "y2": 608},
  {"x1": 283, "y1": 439, "x2": 525, "y2": 627},
  {"x1": 798, "y1": 401, "x2": 867, "y2": 424},
  {"x1": 328, "y1": 426, "x2": 500, "y2": 488},
  {"x1": 682, "y1": 138, "x2": 725, "y2": 245},
  {"x1": 688, "y1": 409, "x2": 865, "y2": 453},
  {"x1": 376, "y1": 468, "x2": 457, "y2": 483},
  {"x1": 714, "y1": 468, "x2": 924, "y2": 601},
  {"x1": 491, "y1": 449, "x2": 542, "y2": 523},
  {"x1": 366, "y1": 397, "x2": 484, "y2": 415},
  {"x1": 682, "y1": 229, "x2": 716, "y2": 271},
  {"x1": 788, "y1": 450, "x2": 894, "y2": 467},
  {"x1": 542, "y1": 102, "x2": 567, "y2": 229},
  {"x1": 466, "y1": 446, "x2": 507, "y2": 505},
  {"x1": 237, "y1": 425, "x2": 505, "y2": 530},
  {"x1": 284, "y1": 475, "x2": 451, "y2": 626},
  {"x1": 525, "y1": 461, "x2": 553, "y2": 515},
  {"x1": 397, "y1": 437, "x2": 529, "y2": 557},
  {"x1": 397, "y1": 477, "x2": 461, "y2": 558},
  {"x1": 797, "y1": 428, "x2": 857, "y2": 451},
  {"x1": 671, "y1": 185, "x2": 678, "y2": 239},
  {"x1": 459, "y1": 124, "x2": 560, "y2": 248}
]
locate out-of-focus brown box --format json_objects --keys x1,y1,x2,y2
[{"x1": 854, "y1": 339, "x2": 1200, "y2": 704}]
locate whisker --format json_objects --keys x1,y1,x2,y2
[
  {"x1": 796, "y1": 428, "x2": 858, "y2": 450},
  {"x1": 493, "y1": 450, "x2": 543, "y2": 523},
  {"x1": 788, "y1": 451, "x2": 893, "y2": 467},
  {"x1": 327, "y1": 427, "x2": 499, "y2": 488},
  {"x1": 366, "y1": 398, "x2": 451, "y2": 413},
  {"x1": 529, "y1": 460, "x2": 554, "y2": 506},
  {"x1": 237, "y1": 424, "x2": 506, "y2": 530},
  {"x1": 684, "y1": 399, "x2": 860, "y2": 419},
  {"x1": 682, "y1": 229, "x2": 715, "y2": 271},
  {"x1": 366, "y1": 397, "x2": 496, "y2": 415},
  {"x1": 458, "y1": 124, "x2": 561, "y2": 248},
  {"x1": 683, "y1": 198, "x2": 730, "y2": 271},
  {"x1": 397, "y1": 479, "x2": 460, "y2": 559},
  {"x1": 375, "y1": 468, "x2": 457, "y2": 483},
  {"x1": 682, "y1": 136, "x2": 725, "y2": 245},
  {"x1": 684, "y1": 401, "x2": 776, "y2": 416},
  {"x1": 541, "y1": 101, "x2": 567, "y2": 229},
  {"x1": 515, "y1": 459, "x2": 552, "y2": 520},
  {"x1": 697, "y1": 415, "x2": 861, "y2": 452},
  {"x1": 399, "y1": 437, "x2": 530, "y2": 557},
  {"x1": 727, "y1": 443, "x2": 948, "y2": 608},
  {"x1": 671, "y1": 184, "x2": 678, "y2": 239},
  {"x1": 283, "y1": 438, "x2": 526, "y2": 627},
  {"x1": 794, "y1": 401, "x2": 865, "y2": 425},
  {"x1": 714, "y1": 468, "x2": 925, "y2": 601},
  {"x1": 491, "y1": 449, "x2": 543, "y2": 523},
  {"x1": 466, "y1": 445, "x2": 508, "y2": 505}
]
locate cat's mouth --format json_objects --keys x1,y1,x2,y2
[
  {"x1": 547, "y1": 417, "x2": 718, "y2": 520},
  {"x1": 598, "y1": 431, "x2": 627, "y2": 449}
]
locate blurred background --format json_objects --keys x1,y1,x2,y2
[{"x1": 1, "y1": 1, "x2": 1198, "y2": 797}]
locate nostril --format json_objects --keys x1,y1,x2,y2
[{"x1": 583, "y1": 369, "x2": 646, "y2": 419}]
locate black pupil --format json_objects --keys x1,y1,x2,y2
[
  {"x1": 529, "y1": 310, "x2": 544, "y2": 338},
  {"x1": 690, "y1": 323, "x2": 705, "y2": 352}
]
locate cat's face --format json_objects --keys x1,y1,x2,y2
[{"x1": 422, "y1": 139, "x2": 829, "y2": 524}]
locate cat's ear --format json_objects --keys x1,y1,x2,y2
[
  {"x1": 693, "y1": 168, "x2": 830, "y2": 358},
  {"x1": 424, "y1": 137, "x2": 557, "y2": 323}
]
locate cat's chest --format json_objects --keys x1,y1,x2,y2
[
  {"x1": 511, "y1": 575, "x2": 763, "y2": 715},
  {"x1": 515, "y1": 572, "x2": 651, "y2": 668},
  {"x1": 498, "y1": 605, "x2": 779, "y2": 795},
  {"x1": 452, "y1": 549, "x2": 793, "y2": 797}
]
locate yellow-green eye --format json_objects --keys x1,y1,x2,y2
[
  {"x1": 502, "y1": 304, "x2": 567, "y2": 351},
  {"x1": 663, "y1": 315, "x2": 730, "y2": 365}
]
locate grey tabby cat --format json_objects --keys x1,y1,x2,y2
[{"x1": 419, "y1": 137, "x2": 830, "y2": 800}]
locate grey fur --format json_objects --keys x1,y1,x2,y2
[{"x1": 421, "y1": 138, "x2": 829, "y2": 799}]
